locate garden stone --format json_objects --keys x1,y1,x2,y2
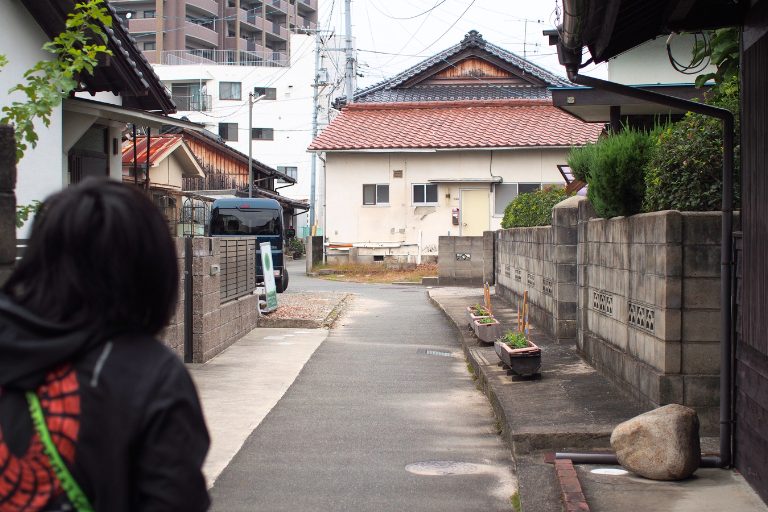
[{"x1": 611, "y1": 404, "x2": 701, "y2": 480}]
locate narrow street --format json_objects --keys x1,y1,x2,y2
[{"x1": 206, "y1": 260, "x2": 516, "y2": 511}]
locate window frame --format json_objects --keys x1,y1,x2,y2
[
  {"x1": 411, "y1": 183, "x2": 439, "y2": 206},
  {"x1": 219, "y1": 81, "x2": 242, "y2": 101},
  {"x1": 493, "y1": 183, "x2": 518, "y2": 217},
  {"x1": 143, "y1": 42, "x2": 156, "y2": 51},
  {"x1": 218, "y1": 122, "x2": 238, "y2": 141},
  {"x1": 254, "y1": 87, "x2": 277, "y2": 100},
  {"x1": 362, "y1": 184, "x2": 390, "y2": 206},
  {"x1": 251, "y1": 128, "x2": 274, "y2": 141}
]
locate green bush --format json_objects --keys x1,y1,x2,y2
[
  {"x1": 580, "y1": 126, "x2": 663, "y2": 219},
  {"x1": 500, "y1": 185, "x2": 573, "y2": 228},
  {"x1": 566, "y1": 139, "x2": 598, "y2": 183},
  {"x1": 644, "y1": 78, "x2": 740, "y2": 212}
]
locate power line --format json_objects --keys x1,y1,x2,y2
[{"x1": 367, "y1": 0, "x2": 447, "y2": 20}]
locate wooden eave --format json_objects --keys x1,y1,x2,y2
[{"x1": 397, "y1": 48, "x2": 550, "y2": 89}]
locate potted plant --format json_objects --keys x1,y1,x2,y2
[
  {"x1": 473, "y1": 315, "x2": 502, "y2": 343},
  {"x1": 494, "y1": 330, "x2": 541, "y2": 376},
  {"x1": 466, "y1": 303, "x2": 489, "y2": 327}
]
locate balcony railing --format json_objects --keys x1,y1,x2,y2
[
  {"x1": 161, "y1": 50, "x2": 288, "y2": 67},
  {"x1": 172, "y1": 94, "x2": 212, "y2": 112}
]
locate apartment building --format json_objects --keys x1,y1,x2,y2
[{"x1": 111, "y1": 0, "x2": 318, "y2": 67}]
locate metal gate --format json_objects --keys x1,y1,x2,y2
[{"x1": 219, "y1": 237, "x2": 257, "y2": 302}]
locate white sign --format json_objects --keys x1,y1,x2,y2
[{"x1": 260, "y1": 242, "x2": 278, "y2": 311}]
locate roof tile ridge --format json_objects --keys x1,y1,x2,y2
[{"x1": 345, "y1": 98, "x2": 552, "y2": 110}]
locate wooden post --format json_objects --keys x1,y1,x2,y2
[{"x1": 517, "y1": 301, "x2": 521, "y2": 332}]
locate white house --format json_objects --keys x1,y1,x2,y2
[
  {"x1": 0, "y1": 0, "x2": 202, "y2": 237},
  {"x1": 308, "y1": 31, "x2": 601, "y2": 264}
]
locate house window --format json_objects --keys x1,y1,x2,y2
[
  {"x1": 219, "y1": 123, "x2": 238, "y2": 141},
  {"x1": 363, "y1": 184, "x2": 389, "y2": 205},
  {"x1": 494, "y1": 183, "x2": 518, "y2": 216},
  {"x1": 277, "y1": 166, "x2": 297, "y2": 182},
  {"x1": 412, "y1": 183, "x2": 438, "y2": 205},
  {"x1": 144, "y1": 42, "x2": 156, "y2": 51},
  {"x1": 220, "y1": 82, "x2": 242, "y2": 100},
  {"x1": 518, "y1": 183, "x2": 541, "y2": 195},
  {"x1": 144, "y1": 10, "x2": 156, "y2": 18},
  {"x1": 251, "y1": 128, "x2": 274, "y2": 140},
  {"x1": 254, "y1": 87, "x2": 277, "y2": 100}
]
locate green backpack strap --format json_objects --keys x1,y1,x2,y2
[{"x1": 26, "y1": 391, "x2": 95, "y2": 512}]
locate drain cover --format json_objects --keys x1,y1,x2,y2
[
  {"x1": 417, "y1": 349, "x2": 451, "y2": 357},
  {"x1": 406, "y1": 461, "x2": 479, "y2": 476}
]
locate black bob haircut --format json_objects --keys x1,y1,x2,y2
[{"x1": 4, "y1": 179, "x2": 178, "y2": 336}]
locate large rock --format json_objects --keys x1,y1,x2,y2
[{"x1": 611, "y1": 404, "x2": 701, "y2": 480}]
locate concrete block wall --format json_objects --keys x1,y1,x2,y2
[
  {"x1": 494, "y1": 196, "x2": 581, "y2": 343},
  {"x1": 159, "y1": 238, "x2": 186, "y2": 358},
  {"x1": 348, "y1": 246, "x2": 438, "y2": 265},
  {"x1": 437, "y1": 233, "x2": 494, "y2": 287},
  {"x1": 161, "y1": 237, "x2": 260, "y2": 363},
  {"x1": 0, "y1": 125, "x2": 16, "y2": 285},
  {"x1": 306, "y1": 235, "x2": 323, "y2": 272},
  {"x1": 576, "y1": 203, "x2": 736, "y2": 434},
  {"x1": 492, "y1": 196, "x2": 731, "y2": 433}
]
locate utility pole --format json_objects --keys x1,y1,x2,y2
[
  {"x1": 345, "y1": 0, "x2": 354, "y2": 104},
  {"x1": 310, "y1": 31, "x2": 321, "y2": 229},
  {"x1": 248, "y1": 92, "x2": 253, "y2": 198}
]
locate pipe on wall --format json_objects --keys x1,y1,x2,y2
[{"x1": 564, "y1": 68, "x2": 735, "y2": 468}]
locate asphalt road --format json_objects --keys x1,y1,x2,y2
[{"x1": 209, "y1": 260, "x2": 516, "y2": 511}]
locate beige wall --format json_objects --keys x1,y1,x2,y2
[
  {"x1": 325, "y1": 148, "x2": 568, "y2": 252},
  {"x1": 149, "y1": 151, "x2": 185, "y2": 189}
]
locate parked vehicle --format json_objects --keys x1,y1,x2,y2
[{"x1": 209, "y1": 198, "x2": 290, "y2": 293}]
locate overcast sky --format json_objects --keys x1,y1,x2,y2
[{"x1": 317, "y1": 0, "x2": 608, "y2": 88}]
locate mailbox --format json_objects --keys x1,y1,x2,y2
[{"x1": 452, "y1": 208, "x2": 460, "y2": 225}]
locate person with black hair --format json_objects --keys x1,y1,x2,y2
[{"x1": 0, "y1": 179, "x2": 210, "y2": 512}]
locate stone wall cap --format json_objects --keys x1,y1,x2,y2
[{"x1": 553, "y1": 195, "x2": 587, "y2": 210}]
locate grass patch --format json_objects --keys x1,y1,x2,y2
[
  {"x1": 466, "y1": 363, "x2": 477, "y2": 381},
  {"x1": 311, "y1": 262, "x2": 437, "y2": 285},
  {"x1": 510, "y1": 492, "x2": 521, "y2": 512}
]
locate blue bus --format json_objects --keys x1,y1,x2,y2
[{"x1": 209, "y1": 198, "x2": 289, "y2": 293}]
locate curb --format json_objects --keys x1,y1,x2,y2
[{"x1": 428, "y1": 294, "x2": 518, "y2": 453}]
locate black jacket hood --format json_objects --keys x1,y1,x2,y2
[{"x1": 0, "y1": 293, "x2": 104, "y2": 390}]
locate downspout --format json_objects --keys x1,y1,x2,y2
[{"x1": 564, "y1": 68, "x2": 735, "y2": 469}]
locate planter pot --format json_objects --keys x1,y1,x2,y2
[
  {"x1": 494, "y1": 340, "x2": 542, "y2": 376},
  {"x1": 473, "y1": 318, "x2": 502, "y2": 343},
  {"x1": 466, "y1": 306, "x2": 490, "y2": 327}
]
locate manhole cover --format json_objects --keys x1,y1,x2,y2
[
  {"x1": 591, "y1": 468, "x2": 629, "y2": 476},
  {"x1": 417, "y1": 349, "x2": 452, "y2": 357},
  {"x1": 405, "y1": 461, "x2": 479, "y2": 476}
]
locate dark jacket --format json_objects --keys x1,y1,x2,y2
[{"x1": 0, "y1": 294, "x2": 210, "y2": 512}]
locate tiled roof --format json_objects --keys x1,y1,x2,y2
[
  {"x1": 308, "y1": 99, "x2": 601, "y2": 151},
  {"x1": 122, "y1": 135, "x2": 184, "y2": 165},
  {"x1": 352, "y1": 30, "x2": 571, "y2": 105},
  {"x1": 355, "y1": 85, "x2": 552, "y2": 103}
]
